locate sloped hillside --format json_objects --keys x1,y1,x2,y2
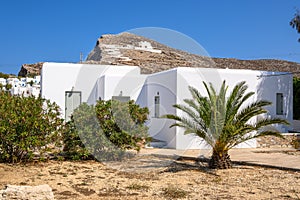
[
  {"x1": 85, "y1": 32, "x2": 300, "y2": 76},
  {"x1": 18, "y1": 32, "x2": 300, "y2": 77}
]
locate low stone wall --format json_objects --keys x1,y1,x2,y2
[
  {"x1": 293, "y1": 120, "x2": 300, "y2": 132},
  {"x1": 256, "y1": 133, "x2": 300, "y2": 149}
]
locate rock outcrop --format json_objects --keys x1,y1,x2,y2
[
  {"x1": 86, "y1": 33, "x2": 218, "y2": 74},
  {"x1": 18, "y1": 62, "x2": 44, "y2": 77},
  {"x1": 0, "y1": 184, "x2": 54, "y2": 200},
  {"x1": 86, "y1": 32, "x2": 300, "y2": 76}
]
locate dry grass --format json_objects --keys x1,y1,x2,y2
[
  {"x1": 0, "y1": 155, "x2": 300, "y2": 199},
  {"x1": 161, "y1": 185, "x2": 189, "y2": 199}
]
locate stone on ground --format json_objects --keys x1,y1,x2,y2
[{"x1": 0, "y1": 184, "x2": 54, "y2": 200}]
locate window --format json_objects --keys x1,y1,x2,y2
[
  {"x1": 154, "y1": 96, "x2": 160, "y2": 118},
  {"x1": 65, "y1": 91, "x2": 82, "y2": 121},
  {"x1": 276, "y1": 93, "x2": 283, "y2": 115}
]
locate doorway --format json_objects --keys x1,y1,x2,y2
[{"x1": 65, "y1": 91, "x2": 82, "y2": 121}]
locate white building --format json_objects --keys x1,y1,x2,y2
[
  {"x1": 143, "y1": 67, "x2": 292, "y2": 149},
  {"x1": 41, "y1": 62, "x2": 293, "y2": 150},
  {"x1": 0, "y1": 78, "x2": 6, "y2": 91},
  {"x1": 0, "y1": 78, "x2": 6, "y2": 86},
  {"x1": 7, "y1": 77, "x2": 20, "y2": 88},
  {"x1": 4, "y1": 76, "x2": 41, "y2": 97},
  {"x1": 33, "y1": 75, "x2": 41, "y2": 85},
  {"x1": 29, "y1": 85, "x2": 41, "y2": 97},
  {"x1": 41, "y1": 62, "x2": 144, "y2": 121},
  {"x1": 19, "y1": 78, "x2": 27, "y2": 87}
]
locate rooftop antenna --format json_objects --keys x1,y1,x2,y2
[{"x1": 80, "y1": 52, "x2": 83, "y2": 63}]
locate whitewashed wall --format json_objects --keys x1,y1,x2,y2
[
  {"x1": 41, "y1": 62, "x2": 293, "y2": 150},
  {"x1": 41, "y1": 62, "x2": 140, "y2": 117},
  {"x1": 148, "y1": 67, "x2": 292, "y2": 150},
  {"x1": 175, "y1": 68, "x2": 260, "y2": 149},
  {"x1": 103, "y1": 75, "x2": 147, "y2": 101},
  {"x1": 87, "y1": 74, "x2": 146, "y2": 104},
  {"x1": 144, "y1": 69, "x2": 177, "y2": 148},
  {"x1": 256, "y1": 72, "x2": 293, "y2": 132}
]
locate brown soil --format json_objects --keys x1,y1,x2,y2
[{"x1": 0, "y1": 154, "x2": 299, "y2": 200}]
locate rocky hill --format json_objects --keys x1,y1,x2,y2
[
  {"x1": 85, "y1": 32, "x2": 300, "y2": 76},
  {"x1": 18, "y1": 62, "x2": 44, "y2": 77},
  {"x1": 18, "y1": 32, "x2": 300, "y2": 77}
]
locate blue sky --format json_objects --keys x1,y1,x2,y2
[{"x1": 0, "y1": 0, "x2": 300, "y2": 74}]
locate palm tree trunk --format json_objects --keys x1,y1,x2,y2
[{"x1": 209, "y1": 151, "x2": 232, "y2": 169}]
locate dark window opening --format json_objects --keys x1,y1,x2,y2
[
  {"x1": 276, "y1": 93, "x2": 284, "y2": 115},
  {"x1": 154, "y1": 96, "x2": 160, "y2": 118}
]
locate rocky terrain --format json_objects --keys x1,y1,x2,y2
[
  {"x1": 18, "y1": 62, "x2": 43, "y2": 77},
  {"x1": 18, "y1": 32, "x2": 300, "y2": 77},
  {"x1": 85, "y1": 32, "x2": 300, "y2": 76}
]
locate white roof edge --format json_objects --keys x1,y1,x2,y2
[
  {"x1": 147, "y1": 68, "x2": 178, "y2": 76},
  {"x1": 167, "y1": 66, "x2": 291, "y2": 75},
  {"x1": 41, "y1": 62, "x2": 292, "y2": 75},
  {"x1": 148, "y1": 67, "x2": 263, "y2": 77},
  {"x1": 42, "y1": 62, "x2": 140, "y2": 68}
]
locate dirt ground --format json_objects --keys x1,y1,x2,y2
[{"x1": 0, "y1": 154, "x2": 300, "y2": 200}]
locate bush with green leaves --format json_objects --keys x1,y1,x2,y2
[
  {"x1": 62, "y1": 117, "x2": 91, "y2": 160},
  {"x1": 0, "y1": 92, "x2": 64, "y2": 163},
  {"x1": 5, "y1": 83, "x2": 12, "y2": 91},
  {"x1": 293, "y1": 77, "x2": 300, "y2": 120},
  {"x1": 62, "y1": 99, "x2": 150, "y2": 161},
  {"x1": 0, "y1": 72, "x2": 9, "y2": 79}
]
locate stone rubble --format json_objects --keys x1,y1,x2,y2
[
  {"x1": 0, "y1": 184, "x2": 54, "y2": 200},
  {"x1": 256, "y1": 134, "x2": 300, "y2": 148}
]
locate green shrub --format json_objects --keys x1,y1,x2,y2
[
  {"x1": 62, "y1": 118, "x2": 91, "y2": 160},
  {"x1": 96, "y1": 100, "x2": 150, "y2": 151},
  {"x1": 0, "y1": 92, "x2": 64, "y2": 163},
  {"x1": 293, "y1": 77, "x2": 300, "y2": 120},
  {"x1": 0, "y1": 72, "x2": 9, "y2": 79},
  {"x1": 63, "y1": 103, "x2": 109, "y2": 160},
  {"x1": 5, "y1": 83, "x2": 12, "y2": 91},
  {"x1": 62, "y1": 100, "x2": 150, "y2": 161}
]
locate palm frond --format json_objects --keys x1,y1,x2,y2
[
  {"x1": 253, "y1": 131, "x2": 284, "y2": 139},
  {"x1": 225, "y1": 81, "x2": 252, "y2": 124},
  {"x1": 161, "y1": 114, "x2": 182, "y2": 121},
  {"x1": 255, "y1": 118, "x2": 290, "y2": 129},
  {"x1": 163, "y1": 114, "x2": 206, "y2": 135},
  {"x1": 235, "y1": 100, "x2": 272, "y2": 124},
  {"x1": 229, "y1": 130, "x2": 284, "y2": 148},
  {"x1": 202, "y1": 81, "x2": 215, "y2": 104},
  {"x1": 172, "y1": 104, "x2": 208, "y2": 131},
  {"x1": 183, "y1": 99, "x2": 211, "y2": 129}
]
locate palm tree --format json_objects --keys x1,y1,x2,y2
[{"x1": 163, "y1": 80, "x2": 289, "y2": 169}]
